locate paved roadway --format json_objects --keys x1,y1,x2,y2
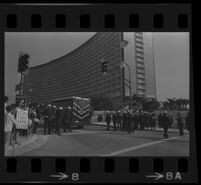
[{"x1": 20, "y1": 125, "x2": 189, "y2": 156}]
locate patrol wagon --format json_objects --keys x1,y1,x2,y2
[{"x1": 52, "y1": 96, "x2": 91, "y2": 128}]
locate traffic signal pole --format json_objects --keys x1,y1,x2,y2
[{"x1": 20, "y1": 72, "x2": 23, "y2": 95}]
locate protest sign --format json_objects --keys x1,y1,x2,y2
[{"x1": 16, "y1": 107, "x2": 29, "y2": 129}]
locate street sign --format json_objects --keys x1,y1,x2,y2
[
  {"x1": 15, "y1": 83, "x2": 22, "y2": 92},
  {"x1": 15, "y1": 94, "x2": 26, "y2": 106}
]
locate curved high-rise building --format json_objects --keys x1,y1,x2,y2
[{"x1": 22, "y1": 32, "x2": 156, "y2": 105}]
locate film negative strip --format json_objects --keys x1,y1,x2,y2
[{"x1": 0, "y1": 2, "x2": 198, "y2": 183}]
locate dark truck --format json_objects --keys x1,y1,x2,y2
[{"x1": 52, "y1": 96, "x2": 91, "y2": 128}]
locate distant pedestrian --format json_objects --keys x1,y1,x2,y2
[
  {"x1": 122, "y1": 111, "x2": 128, "y2": 131},
  {"x1": 105, "y1": 111, "x2": 111, "y2": 131},
  {"x1": 158, "y1": 112, "x2": 163, "y2": 128},
  {"x1": 116, "y1": 111, "x2": 122, "y2": 130},
  {"x1": 66, "y1": 107, "x2": 72, "y2": 132},
  {"x1": 176, "y1": 112, "x2": 184, "y2": 136},
  {"x1": 44, "y1": 104, "x2": 52, "y2": 135},
  {"x1": 51, "y1": 105, "x2": 57, "y2": 133},
  {"x1": 62, "y1": 108, "x2": 67, "y2": 132},
  {"x1": 55, "y1": 107, "x2": 63, "y2": 135},
  {"x1": 150, "y1": 113, "x2": 156, "y2": 130},
  {"x1": 162, "y1": 111, "x2": 170, "y2": 138},
  {"x1": 112, "y1": 111, "x2": 117, "y2": 131},
  {"x1": 127, "y1": 111, "x2": 132, "y2": 134}
]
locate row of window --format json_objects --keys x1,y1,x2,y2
[{"x1": 27, "y1": 87, "x2": 122, "y2": 101}]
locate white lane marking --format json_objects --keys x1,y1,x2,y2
[{"x1": 103, "y1": 136, "x2": 181, "y2": 156}]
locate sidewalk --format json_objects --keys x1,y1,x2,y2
[
  {"x1": 5, "y1": 134, "x2": 48, "y2": 156},
  {"x1": 91, "y1": 121, "x2": 189, "y2": 134}
]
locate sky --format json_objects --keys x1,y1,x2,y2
[{"x1": 5, "y1": 32, "x2": 189, "y2": 104}]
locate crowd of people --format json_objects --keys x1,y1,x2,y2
[
  {"x1": 31, "y1": 103, "x2": 73, "y2": 135},
  {"x1": 104, "y1": 109, "x2": 190, "y2": 138},
  {"x1": 4, "y1": 95, "x2": 190, "y2": 147},
  {"x1": 4, "y1": 96, "x2": 73, "y2": 146}
]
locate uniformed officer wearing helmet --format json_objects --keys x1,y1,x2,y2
[
  {"x1": 51, "y1": 105, "x2": 57, "y2": 133},
  {"x1": 55, "y1": 107, "x2": 63, "y2": 135},
  {"x1": 43, "y1": 104, "x2": 52, "y2": 135},
  {"x1": 162, "y1": 111, "x2": 170, "y2": 138},
  {"x1": 66, "y1": 107, "x2": 72, "y2": 132},
  {"x1": 112, "y1": 111, "x2": 117, "y2": 131},
  {"x1": 176, "y1": 112, "x2": 184, "y2": 136},
  {"x1": 105, "y1": 111, "x2": 111, "y2": 131}
]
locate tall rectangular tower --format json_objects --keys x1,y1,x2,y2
[{"x1": 123, "y1": 32, "x2": 157, "y2": 100}]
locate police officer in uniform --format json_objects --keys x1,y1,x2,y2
[
  {"x1": 55, "y1": 107, "x2": 63, "y2": 135},
  {"x1": 112, "y1": 111, "x2": 117, "y2": 131},
  {"x1": 139, "y1": 111, "x2": 144, "y2": 131},
  {"x1": 162, "y1": 111, "x2": 170, "y2": 138},
  {"x1": 66, "y1": 107, "x2": 72, "y2": 132},
  {"x1": 62, "y1": 108, "x2": 68, "y2": 132},
  {"x1": 132, "y1": 112, "x2": 138, "y2": 133},
  {"x1": 44, "y1": 104, "x2": 51, "y2": 135},
  {"x1": 176, "y1": 112, "x2": 184, "y2": 136},
  {"x1": 122, "y1": 110, "x2": 127, "y2": 131},
  {"x1": 105, "y1": 111, "x2": 111, "y2": 131},
  {"x1": 127, "y1": 111, "x2": 132, "y2": 134},
  {"x1": 51, "y1": 105, "x2": 57, "y2": 133},
  {"x1": 116, "y1": 111, "x2": 122, "y2": 130},
  {"x1": 158, "y1": 111, "x2": 163, "y2": 128}
]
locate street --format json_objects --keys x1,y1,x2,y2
[{"x1": 19, "y1": 125, "x2": 189, "y2": 156}]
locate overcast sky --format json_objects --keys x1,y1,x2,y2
[{"x1": 5, "y1": 32, "x2": 189, "y2": 104}]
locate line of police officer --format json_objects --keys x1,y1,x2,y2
[
  {"x1": 105, "y1": 110, "x2": 187, "y2": 138},
  {"x1": 34, "y1": 104, "x2": 72, "y2": 135},
  {"x1": 105, "y1": 110, "x2": 157, "y2": 133}
]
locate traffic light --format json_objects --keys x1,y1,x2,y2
[
  {"x1": 18, "y1": 53, "x2": 29, "y2": 73},
  {"x1": 132, "y1": 94, "x2": 137, "y2": 101},
  {"x1": 101, "y1": 60, "x2": 107, "y2": 73}
]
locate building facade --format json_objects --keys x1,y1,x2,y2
[
  {"x1": 123, "y1": 32, "x2": 157, "y2": 99},
  {"x1": 22, "y1": 32, "x2": 156, "y2": 105}
]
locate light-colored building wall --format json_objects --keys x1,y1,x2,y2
[
  {"x1": 123, "y1": 32, "x2": 137, "y2": 97},
  {"x1": 143, "y1": 32, "x2": 157, "y2": 99},
  {"x1": 123, "y1": 32, "x2": 157, "y2": 99}
]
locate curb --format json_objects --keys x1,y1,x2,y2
[
  {"x1": 91, "y1": 123, "x2": 189, "y2": 134},
  {"x1": 5, "y1": 135, "x2": 49, "y2": 156}
]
